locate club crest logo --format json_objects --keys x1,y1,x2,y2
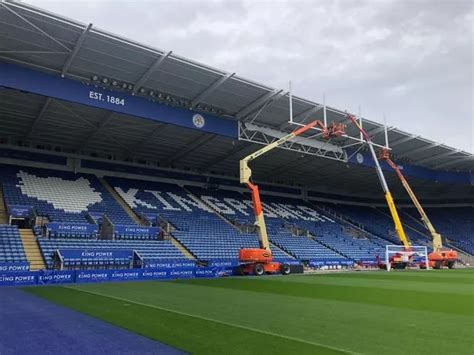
[
  {"x1": 192, "y1": 114, "x2": 205, "y2": 128},
  {"x1": 356, "y1": 153, "x2": 364, "y2": 164}
]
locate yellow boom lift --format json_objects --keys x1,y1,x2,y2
[
  {"x1": 238, "y1": 120, "x2": 345, "y2": 275},
  {"x1": 380, "y1": 149, "x2": 457, "y2": 269},
  {"x1": 346, "y1": 114, "x2": 413, "y2": 268}
]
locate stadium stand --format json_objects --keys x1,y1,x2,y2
[
  {"x1": 324, "y1": 203, "x2": 429, "y2": 245},
  {"x1": 260, "y1": 196, "x2": 388, "y2": 262},
  {"x1": 106, "y1": 177, "x2": 294, "y2": 264},
  {"x1": 0, "y1": 225, "x2": 27, "y2": 263},
  {"x1": 402, "y1": 207, "x2": 474, "y2": 255},
  {"x1": 187, "y1": 186, "x2": 378, "y2": 263},
  {"x1": 0, "y1": 165, "x2": 134, "y2": 225},
  {"x1": 0, "y1": 163, "x2": 472, "y2": 270},
  {"x1": 38, "y1": 238, "x2": 186, "y2": 269}
]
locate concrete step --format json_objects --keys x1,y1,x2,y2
[
  {"x1": 19, "y1": 229, "x2": 46, "y2": 271},
  {"x1": 270, "y1": 242, "x2": 296, "y2": 259},
  {"x1": 183, "y1": 187, "x2": 241, "y2": 232},
  {"x1": 169, "y1": 236, "x2": 196, "y2": 260},
  {"x1": 98, "y1": 177, "x2": 146, "y2": 226}
]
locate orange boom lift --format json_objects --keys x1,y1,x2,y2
[
  {"x1": 238, "y1": 120, "x2": 345, "y2": 275},
  {"x1": 379, "y1": 149, "x2": 458, "y2": 269}
]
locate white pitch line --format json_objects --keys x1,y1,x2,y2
[{"x1": 64, "y1": 285, "x2": 359, "y2": 355}]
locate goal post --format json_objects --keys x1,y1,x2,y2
[{"x1": 385, "y1": 245, "x2": 429, "y2": 271}]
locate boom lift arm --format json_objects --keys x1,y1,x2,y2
[
  {"x1": 240, "y1": 120, "x2": 345, "y2": 251},
  {"x1": 346, "y1": 114, "x2": 410, "y2": 249},
  {"x1": 380, "y1": 149, "x2": 443, "y2": 250}
]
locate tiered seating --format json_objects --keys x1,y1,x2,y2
[
  {"x1": 270, "y1": 232, "x2": 344, "y2": 261},
  {"x1": 107, "y1": 178, "x2": 293, "y2": 263},
  {"x1": 253, "y1": 196, "x2": 384, "y2": 262},
  {"x1": 0, "y1": 225, "x2": 27, "y2": 263},
  {"x1": 403, "y1": 207, "x2": 474, "y2": 254},
  {"x1": 1, "y1": 163, "x2": 470, "y2": 270},
  {"x1": 38, "y1": 238, "x2": 186, "y2": 269},
  {"x1": 327, "y1": 203, "x2": 427, "y2": 246},
  {"x1": 294, "y1": 218, "x2": 385, "y2": 262},
  {"x1": 189, "y1": 187, "x2": 347, "y2": 262},
  {"x1": 0, "y1": 165, "x2": 134, "y2": 225}
]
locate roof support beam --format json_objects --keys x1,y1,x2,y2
[
  {"x1": 190, "y1": 73, "x2": 234, "y2": 109},
  {"x1": 414, "y1": 149, "x2": 461, "y2": 164},
  {"x1": 132, "y1": 51, "x2": 172, "y2": 94},
  {"x1": 398, "y1": 142, "x2": 442, "y2": 156},
  {"x1": 0, "y1": 3, "x2": 71, "y2": 52},
  {"x1": 78, "y1": 112, "x2": 116, "y2": 151},
  {"x1": 0, "y1": 50, "x2": 69, "y2": 54},
  {"x1": 261, "y1": 155, "x2": 311, "y2": 180},
  {"x1": 431, "y1": 156, "x2": 473, "y2": 169},
  {"x1": 24, "y1": 97, "x2": 52, "y2": 140},
  {"x1": 126, "y1": 123, "x2": 166, "y2": 157},
  {"x1": 162, "y1": 133, "x2": 216, "y2": 167},
  {"x1": 200, "y1": 142, "x2": 251, "y2": 170},
  {"x1": 389, "y1": 134, "x2": 419, "y2": 147},
  {"x1": 415, "y1": 149, "x2": 463, "y2": 164},
  {"x1": 366, "y1": 125, "x2": 389, "y2": 137},
  {"x1": 61, "y1": 23, "x2": 92, "y2": 77},
  {"x1": 235, "y1": 89, "x2": 282, "y2": 121},
  {"x1": 247, "y1": 90, "x2": 286, "y2": 124}
]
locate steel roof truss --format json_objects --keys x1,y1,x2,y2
[
  {"x1": 389, "y1": 134, "x2": 419, "y2": 147},
  {"x1": 190, "y1": 72, "x2": 235, "y2": 109},
  {"x1": 397, "y1": 141, "x2": 442, "y2": 156},
  {"x1": 126, "y1": 123, "x2": 166, "y2": 157},
  {"x1": 78, "y1": 112, "x2": 116, "y2": 150},
  {"x1": 1, "y1": 2, "x2": 72, "y2": 53},
  {"x1": 235, "y1": 89, "x2": 282, "y2": 120},
  {"x1": 132, "y1": 51, "x2": 172, "y2": 94},
  {"x1": 415, "y1": 149, "x2": 463, "y2": 164},
  {"x1": 61, "y1": 23, "x2": 92, "y2": 77},
  {"x1": 239, "y1": 123, "x2": 347, "y2": 163},
  {"x1": 24, "y1": 97, "x2": 52, "y2": 140},
  {"x1": 431, "y1": 156, "x2": 474, "y2": 169}
]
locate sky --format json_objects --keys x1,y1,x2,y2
[{"x1": 27, "y1": 0, "x2": 474, "y2": 153}]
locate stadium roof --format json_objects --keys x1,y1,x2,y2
[{"x1": 0, "y1": 1, "x2": 472, "y2": 200}]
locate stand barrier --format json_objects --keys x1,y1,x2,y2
[{"x1": 0, "y1": 265, "x2": 234, "y2": 286}]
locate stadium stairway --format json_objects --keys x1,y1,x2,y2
[
  {"x1": 312, "y1": 202, "x2": 376, "y2": 239},
  {"x1": 273, "y1": 243, "x2": 296, "y2": 259},
  {"x1": 310, "y1": 236, "x2": 353, "y2": 260},
  {"x1": 99, "y1": 177, "x2": 146, "y2": 226},
  {"x1": 375, "y1": 207, "x2": 431, "y2": 246},
  {"x1": 185, "y1": 187, "x2": 296, "y2": 261},
  {"x1": 400, "y1": 209, "x2": 426, "y2": 229},
  {"x1": 169, "y1": 235, "x2": 196, "y2": 260},
  {"x1": 183, "y1": 187, "x2": 242, "y2": 232},
  {"x1": 0, "y1": 187, "x2": 8, "y2": 224},
  {"x1": 19, "y1": 229, "x2": 46, "y2": 270}
]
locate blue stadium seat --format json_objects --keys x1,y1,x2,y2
[{"x1": 0, "y1": 225, "x2": 28, "y2": 263}]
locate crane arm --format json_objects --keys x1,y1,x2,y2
[
  {"x1": 240, "y1": 120, "x2": 345, "y2": 250},
  {"x1": 381, "y1": 150, "x2": 443, "y2": 250},
  {"x1": 346, "y1": 114, "x2": 410, "y2": 249}
]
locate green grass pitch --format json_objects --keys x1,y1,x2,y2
[{"x1": 24, "y1": 269, "x2": 474, "y2": 354}]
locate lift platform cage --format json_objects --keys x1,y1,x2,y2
[{"x1": 385, "y1": 245, "x2": 429, "y2": 271}]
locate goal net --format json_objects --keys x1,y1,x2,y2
[{"x1": 385, "y1": 245, "x2": 429, "y2": 271}]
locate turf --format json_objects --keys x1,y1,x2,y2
[{"x1": 24, "y1": 269, "x2": 474, "y2": 355}]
